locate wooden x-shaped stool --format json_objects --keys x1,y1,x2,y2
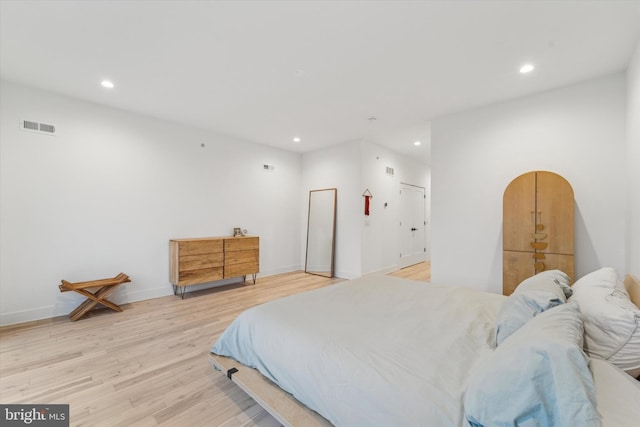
[{"x1": 59, "y1": 273, "x2": 131, "y2": 321}]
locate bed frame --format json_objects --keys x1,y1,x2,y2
[
  {"x1": 209, "y1": 274, "x2": 640, "y2": 427},
  {"x1": 624, "y1": 274, "x2": 640, "y2": 308},
  {"x1": 209, "y1": 353, "x2": 331, "y2": 426}
]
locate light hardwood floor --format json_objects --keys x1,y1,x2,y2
[
  {"x1": 388, "y1": 261, "x2": 431, "y2": 282},
  {"x1": 0, "y1": 263, "x2": 429, "y2": 427}
]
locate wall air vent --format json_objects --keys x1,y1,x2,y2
[
  {"x1": 39, "y1": 123, "x2": 56, "y2": 134},
  {"x1": 20, "y1": 120, "x2": 56, "y2": 136},
  {"x1": 22, "y1": 120, "x2": 39, "y2": 131},
  {"x1": 386, "y1": 166, "x2": 394, "y2": 176}
]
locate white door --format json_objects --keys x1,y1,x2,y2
[{"x1": 399, "y1": 183, "x2": 426, "y2": 267}]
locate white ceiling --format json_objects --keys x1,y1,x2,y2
[{"x1": 1, "y1": 1, "x2": 639, "y2": 163}]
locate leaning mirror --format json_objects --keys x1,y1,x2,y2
[{"x1": 305, "y1": 188, "x2": 337, "y2": 278}]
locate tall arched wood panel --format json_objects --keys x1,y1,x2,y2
[{"x1": 503, "y1": 171, "x2": 574, "y2": 295}]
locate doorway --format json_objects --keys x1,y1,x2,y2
[{"x1": 398, "y1": 183, "x2": 427, "y2": 268}]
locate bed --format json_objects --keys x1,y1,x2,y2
[{"x1": 210, "y1": 269, "x2": 640, "y2": 426}]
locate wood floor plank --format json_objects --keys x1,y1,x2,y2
[
  {"x1": 0, "y1": 266, "x2": 428, "y2": 426},
  {"x1": 0, "y1": 272, "x2": 343, "y2": 426},
  {"x1": 388, "y1": 261, "x2": 431, "y2": 282}
]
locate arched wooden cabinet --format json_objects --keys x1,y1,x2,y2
[{"x1": 503, "y1": 171, "x2": 574, "y2": 295}]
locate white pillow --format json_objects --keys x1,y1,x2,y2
[
  {"x1": 573, "y1": 267, "x2": 618, "y2": 291},
  {"x1": 495, "y1": 270, "x2": 571, "y2": 346},
  {"x1": 569, "y1": 268, "x2": 640, "y2": 375},
  {"x1": 604, "y1": 290, "x2": 640, "y2": 373},
  {"x1": 531, "y1": 269, "x2": 573, "y2": 298}
]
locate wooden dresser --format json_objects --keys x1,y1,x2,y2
[{"x1": 170, "y1": 236, "x2": 259, "y2": 298}]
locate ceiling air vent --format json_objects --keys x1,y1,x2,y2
[
  {"x1": 21, "y1": 119, "x2": 56, "y2": 136},
  {"x1": 386, "y1": 166, "x2": 395, "y2": 176}
]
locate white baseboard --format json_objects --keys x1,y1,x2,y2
[
  {"x1": 0, "y1": 305, "x2": 66, "y2": 327},
  {"x1": 0, "y1": 265, "x2": 309, "y2": 327}
]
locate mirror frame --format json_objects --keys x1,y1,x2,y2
[{"x1": 305, "y1": 188, "x2": 337, "y2": 278}]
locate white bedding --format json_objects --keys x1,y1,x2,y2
[
  {"x1": 590, "y1": 358, "x2": 640, "y2": 427},
  {"x1": 212, "y1": 275, "x2": 505, "y2": 426}
]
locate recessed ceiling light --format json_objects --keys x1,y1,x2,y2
[
  {"x1": 414, "y1": 141, "x2": 421, "y2": 146},
  {"x1": 293, "y1": 137, "x2": 301, "y2": 143},
  {"x1": 519, "y1": 64, "x2": 534, "y2": 74},
  {"x1": 101, "y1": 80, "x2": 114, "y2": 89}
]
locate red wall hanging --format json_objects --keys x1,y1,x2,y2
[{"x1": 362, "y1": 189, "x2": 373, "y2": 216}]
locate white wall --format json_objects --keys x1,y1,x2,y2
[
  {"x1": 301, "y1": 141, "x2": 362, "y2": 279},
  {"x1": 301, "y1": 140, "x2": 430, "y2": 278},
  {"x1": 627, "y1": 42, "x2": 640, "y2": 277},
  {"x1": 360, "y1": 141, "x2": 430, "y2": 275},
  {"x1": 431, "y1": 73, "x2": 627, "y2": 293},
  {"x1": 0, "y1": 80, "x2": 303, "y2": 325}
]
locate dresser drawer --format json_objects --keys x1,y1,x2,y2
[
  {"x1": 179, "y1": 253, "x2": 224, "y2": 271},
  {"x1": 178, "y1": 267, "x2": 224, "y2": 285},
  {"x1": 225, "y1": 237, "x2": 259, "y2": 252},
  {"x1": 224, "y1": 261, "x2": 259, "y2": 278},
  {"x1": 179, "y1": 239, "x2": 223, "y2": 256},
  {"x1": 224, "y1": 249, "x2": 258, "y2": 266}
]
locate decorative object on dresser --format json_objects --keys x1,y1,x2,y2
[
  {"x1": 503, "y1": 171, "x2": 574, "y2": 295},
  {"x1": 58, "y1": 272, "x2": 131, "y2": 321},
  {"x1": 169, "y1": 236, "x2": 259, "y2": 299}
]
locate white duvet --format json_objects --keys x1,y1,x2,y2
[{"x1": 212, "y1": 275, "x2": 505, "y2": 426}]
